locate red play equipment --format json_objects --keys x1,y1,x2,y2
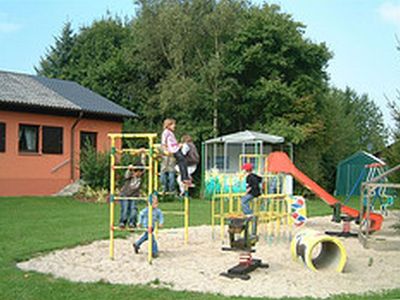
[{"x1": 266, "y1": 152, "x2": 383, "y2": 232}]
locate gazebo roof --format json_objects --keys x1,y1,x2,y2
[{"x1": 204, "y1": 130, "x2": 284, "y2": 144}]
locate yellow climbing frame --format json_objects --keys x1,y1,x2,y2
[
  {"x1": 211, "y1": 173, "x2": 292, "y2": 242},
  {"x1": 108, "y1": 133, "x2": 190, "y2": 264}
]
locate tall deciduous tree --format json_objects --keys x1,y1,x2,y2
[
  {"x1": 384, "y1": 97, "x2": 400, "y2": 182},
  {"x1": 35, "y1": 1, "x2": 389, "y2": 191}
]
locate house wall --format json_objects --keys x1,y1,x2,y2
[{"x1": 0, "y1": 110, "x2": 122, "y2": 196}]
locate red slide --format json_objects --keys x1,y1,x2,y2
[{"x1": 267, "y1": 152, "x2": 383, "y2": 232}]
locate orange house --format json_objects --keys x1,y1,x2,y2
[{"x1": 0, "y1": 70, "x2": 136, "y2": 196}]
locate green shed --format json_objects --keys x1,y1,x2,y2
[{"x1": 335, "y1": 151, "x2": 385, "y2": 196}]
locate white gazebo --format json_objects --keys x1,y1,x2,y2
[{"x1": 202, "y1": 130, "x2": 292, "y2": 174}]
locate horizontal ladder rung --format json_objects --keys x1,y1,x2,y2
[{"x1": 163, "y1": 211, "x2": 185, "y2": 215}]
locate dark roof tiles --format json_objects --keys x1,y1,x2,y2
[{"x1": 0, "y1": 70, "x2": 136, "y2": 118}]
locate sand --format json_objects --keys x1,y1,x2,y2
[{"x1": 17, "y1": 214, "x2": 400, "y2": 299}]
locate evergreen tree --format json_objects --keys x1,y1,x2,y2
[{"x1": 35, "y1": 22, "x2": 76, "y2": 79}]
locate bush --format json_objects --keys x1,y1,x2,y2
[
  {"x1": 80, "y1": 146, "x2": 110, "y2": 190},
  {"x1": 75, "y1": 185, "x2": 109, "y2": 203}
]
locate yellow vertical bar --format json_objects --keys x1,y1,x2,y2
[
  {"x1": 277, "y1": 175, "x2": 281, "y2": 194},
  {"x1": 154, "y1": 154, "x2": 159, "y2": 192},
  {"x1": 229, "y1": 176, "x2": 233, "y2": 213},
  {"x1": 109, "y1": 136, "x2": 116, "y2": 259},
  {"x1": 283, "y1": 197, "x2": 288, "y2": 240},
  {"x1": 148, "y1": 143, "x2": 153, "y2": 196},
  {"x1": 276, "y1": 199, "x2": 281, "y2": 241},
  {"x1": 184, "y1": 189, "x2": 189, "y2": 245},
  {"x1": 211, "y1": 194, "x2": 215, "y2": 239},
  {"x1": 148, "y1": 136, "x2": 154, "y2": 264},
  {"x1": 286, "y1": 196, "x2": 293, "y2": 241},
  {"x1": 220, "y1": 194, "x2": 224, "y2": 240},
  {"x1": 148, "y1": 195, "x2": 153, "y2": 264},
  {"x1": 269, "y1": 198, "x2": 274, "y2": 243}
]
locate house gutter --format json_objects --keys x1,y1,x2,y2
[{"x1": 71, "y1": 111, "x2": 84, "y2": 181}]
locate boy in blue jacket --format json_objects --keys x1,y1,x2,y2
[{"x1": 133, "y1": 194, "x2": 164, "y2": 258}]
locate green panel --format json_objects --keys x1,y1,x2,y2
[{"x1": 335, "y1": 152, "x2": 380, "y2": 196}]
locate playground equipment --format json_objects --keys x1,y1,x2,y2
[
  {"x1": 210, "y1": 171, "x2": 294, "y2": 243},
  {"x1": 291, "y1": 229, "x2": 347, "y2": 272},
  {"x1": 239, "y1": 154, "x2": 268, "y2": 175},
  {"x1": 344, "y1": 162, "x2": 395, "y2": 216},
  {"x1": 364, "y1": 163, "x2": 395, "y2": 215},
  {"x1": 289, "y1": 195, "x2": 307, "y2": 227},
  {"x1": 108, "y1": 133, "x2": 190, "y2": 264},
  {"x1": 266, "y1": 152, "x2": 384, "y2": 232},
  {"x1": 359, "y1": 164, "x2": 400, "y2": 250},
  {"x1": 201, "y1": 130, "x2": 293, "y2": 197},
  {"x1": 220, "y1": 215, "x2": 269, "y2": 280},
  {"x1": 325, "y1": 203, "x2": 358, "y2": 238}
]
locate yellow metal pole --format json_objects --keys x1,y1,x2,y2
[
  {"x1": 283, "y1": 197, "x2": 289, "y2": 240},
  {"x1": 269, "y1": 198, "x2": 274, "y2": 244},
  {"x1": 276, "y1": 199, "x2": 281, "y2": 241},
  {"x1": 154, "y1": 151, "x2": 159, "y2": 192},
  {"x1": 109, "y1": 133, "x2": 157, "y2": 139},
  {"x1": 211, "y1": 194, "x2": 215, "y2": 239},
  {"x1": 148, "y1": 136, "x2": 154, "y2": 264},
  {"x1": 184, "y1": 188, "x2": 189, "y2": 245},
  {"x1": 286, "y1": 196, "x2": 293, "y2": 241},
  {"x1": 109, "y1": 136, "x2": 116, "y2": 259},
  {"x1": 228, "y1": 176, "x2": 233, "y2": 213},
  {"x1": 220, "y1": 193, "x2": 225, "y2": 241}
]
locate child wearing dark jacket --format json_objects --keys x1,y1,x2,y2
[{"x1": 241, "y1": 163, "x2": 262, "y2": 215}]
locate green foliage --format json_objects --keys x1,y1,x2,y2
[
  {"x1": 35, "y1": 21, "x2": 76, "y2": 79},
  {"x1": 35, "y1": 0, "x2": 388, "y2": 193},
  {"x1": 383, "y1": 97, "x2": 400, "y2": 182},
  {"x1": 341, "y1": 88, "x2": 388, "y2": 151},
  {"x1": 80, "y1": 145, "x2": 110, "y2": 190},
  {"x1": 305, "y1": 88, "x2": 387, "y2": 191},
  {"x1": 75, "y1": 185, "x2": 109, "y2": 203}
]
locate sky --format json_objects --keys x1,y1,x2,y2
[{"x1": 0, "y1": 0, "x2": 399, "y2": 130}]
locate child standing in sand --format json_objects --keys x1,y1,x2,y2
[
  {"x1": 133, "y1": 195, "x2": 164, "y2": 258},
  {"x1": 161, "y1": 118, "x2": 191, "y2": 185}
]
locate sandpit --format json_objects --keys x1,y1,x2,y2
[{"x1": 18, "y1": 214, "x2": 400, "y2": 299}]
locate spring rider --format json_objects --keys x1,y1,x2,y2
[{"x1": 220, "y1": 215, "x2": 269, "y2": 280}]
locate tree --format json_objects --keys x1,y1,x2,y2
[
  {"x1": 341, "y1": 88, "x2": 387, "y2": 152},
  {"x1": 384, "y1": 96, "x2": 400, "y2": 182},
  {"x1": 35, "y1": 1, "x2": 389, "y2": 191},
  {"x1": 36, "y1": 22, "x2": 76, "y2": 79},
  {"x1": 36, "y1": 16, "x2": 135, "y2": 110}
]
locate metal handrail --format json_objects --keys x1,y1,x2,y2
[{"x1": 51, "y1": 159, "x2": 70, "y2": 173}]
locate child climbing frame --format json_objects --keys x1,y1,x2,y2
[
  {"x1": 108, "y1": 133, "x2": 190, "y2": 264},
  {"x1": 210, "y1": 172, "x2": 294, "y2": 243},
  {"x1": 108, "y1": 133, "x2": 157, "y2": 264}
]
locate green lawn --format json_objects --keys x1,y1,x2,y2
[{"x1": 0, "y1": 196, "x2": 399, "y2": 300}]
